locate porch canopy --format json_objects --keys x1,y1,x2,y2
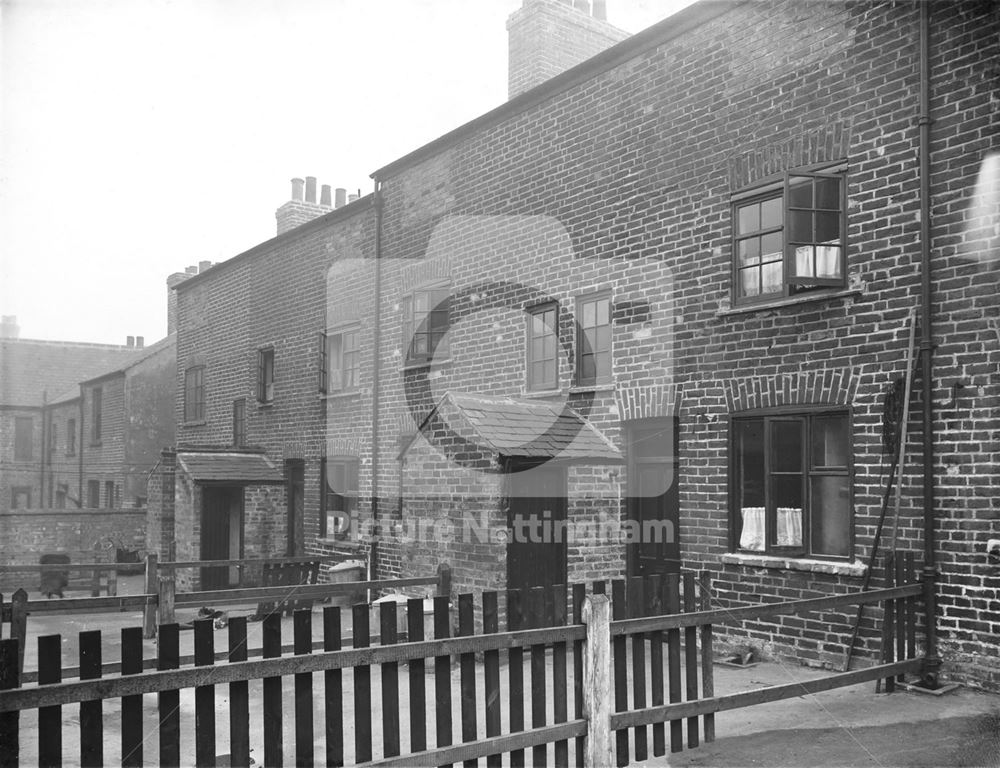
[
  {"x1": 401, "y1": 391, "x2": 624, "y2": 464},
  {"x1": 177, "y1": 451, "x2": 285, "y2": 484}
]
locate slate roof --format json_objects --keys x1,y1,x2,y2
[
  {"x1": 404, "y1": 392, "x2": 623, "y2": 463},
  {"x1": 0, "y1": 338, "x2": 138, "y2": 408},
  {"x1": 177, "y1": 452, "x2": 285, "y2": 484}
]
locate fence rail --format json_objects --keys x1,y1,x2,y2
[{"x1": 0, "y1": 561, "x2": 924, "y2": 768}]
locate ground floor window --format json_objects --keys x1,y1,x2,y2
[
  {"x1": 321, "y1": 458, "x2": 358, "y2": 539},
  {"x1": 87, "y1": 480, "x2": 100, "y2": 509},
  {"x1": 11, "y1": 487, "x2": 31, "y2": 509},
  {"x1": 731, "y1": 409, "x2": 851, "y2": 558}
]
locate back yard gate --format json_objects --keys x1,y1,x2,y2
[{"x1": 0, "y1": 556, "x2": 923, "y2": 767}]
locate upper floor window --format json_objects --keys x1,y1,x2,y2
[
  {"x1": 232, "y1": 398, "x2": 246, "y2": 447},
  {"x1": 320, "y1": 326, "x2": 361, "y2": 393},
  {"x1": 257, "y1": 348, "x2": 275, "y2": 403},
  {"x1": 526, "y1": 303, "x2": 558, "y2": 392},
  {"x1": 731, "y1": 410, "x2": 851, "y2": 559},
  {"x1": 733, "y1": 170, "x2": 846, "y2": 304},
  {"x1": 402, "y1": 285, "x2": 450, "y2": 366},
  {"x1": 575, "y1": 293, "x2": 611, "y2": 387},
  {"x1": 91, "y1": 387, "x2": 103, "y2": 443},
  {"x1": 14, "y1": 416, "x2": 33, "y2": 460},
  {"x1": 67, "y1": 418, "x2": 76, "y2": 456},
  {"x1": 184, "y1": 366, "x2": 205, "y2": 422}
]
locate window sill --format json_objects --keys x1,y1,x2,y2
[
  {"x1": 717, "y1": 287, "x2": 863, "y2": 317},
  {"x1": 569, "y1": 383, "x2": 615, "y2": 395},
  {"x1": 401, "y1": 357, "x2": 452, "y2": 372},
  {"x1": 257, "y1": 402, "x2": 274, "y2": 410},
  {"x1": 321, "y1": 389, "x2": 365, "y2": 401},
  {"x1": 181, "y1": 420, "x2": 207, "y2": 427},
  {"x1": 721, "y1": 552, "x2": 866, "y2": 577}
]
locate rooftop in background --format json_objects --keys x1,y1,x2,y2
[{"x1": 0, "y1": 337, "x2": 140, "y2": 408}]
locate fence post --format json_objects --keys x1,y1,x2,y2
[
  {"x1": 143, "y1": 554, "x2": 158, "y2": 639},
  {"x1": 583, "y1": 594, "x2": 612, "y2": 768},
  {"x1": 158, "y1": 571, "x2": 175, "y2": 626},
  {"x1": 107, "y1": 564, "x2": 118, "y2": 597},
  {"x1": 436, "y1": 562, "x2": 452, "y2": 598},
  {"x1": 11, "y1": 589, "x2": 28, "y2": 678}
]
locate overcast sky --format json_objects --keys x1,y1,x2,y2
[{"x1": 0, "y1": 0, "x2": 696, "y2": 345}]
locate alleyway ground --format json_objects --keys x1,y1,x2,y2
[{"x1": 10, "y1": 576, "x2": 1000, "y2": 766}]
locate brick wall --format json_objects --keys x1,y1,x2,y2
[
  {"x1": 0, "y1": 408, "x2": 43, "y2": 509},
  {"x1": 0, "y1": 508, "x2": 145, "y2": 591},
  {"x1": 365, "y1": 0, "x2": 999, "y2": 682},
  {"x1": 81, "y1": 376, "x2": 127, "y2": 507}
]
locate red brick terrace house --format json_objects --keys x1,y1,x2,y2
[{"x1": 162, "y1": 0, "x2": 999, "y2": 689}]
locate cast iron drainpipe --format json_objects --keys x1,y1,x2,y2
[
  {"x1": 369, "y1": 180, "x2": 384, "y2": 582},
  {"x1": 918, "y1": 0, "x2": 941, "y2": 689}
]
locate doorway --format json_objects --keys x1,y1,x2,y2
[
  {"x1": 286, "y1": 460, "x2": 305, "y2": 556},
  {"x1": 200, "y1": 486, "x2": 244, "y2": 589},
  {"x1": 506, "y1": 463, "x2": 568, "y2": 598},
  {"x1": 627, "y1": 418, "x2": 680, "y2": 578}
]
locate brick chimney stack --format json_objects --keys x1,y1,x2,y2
[
  {"x1": 506, "y1": 0, "x2": 629, "y2": 100},
  {"x1": 275, "y1": 176, "x2": 334, "y2": 235}
]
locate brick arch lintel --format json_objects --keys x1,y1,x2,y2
[
  {"x1": 724, "y1": 368, "x2": 859, "y2": 413},
  {"x1": 615, "y1": 383, "x2": 684, "y2": 423}
]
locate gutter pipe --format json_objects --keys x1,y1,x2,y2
[
  {"x1": 918, "y1": 0, "x2": 941, "y2": 688},
  {"x1": 370, "y1": 181, "x2": 384, "y2": 581}
]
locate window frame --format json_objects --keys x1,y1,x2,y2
[
  {"x1": 729, "y1": 406, "x2": 854, "y2": 561},
  {"x1": 10, "y1": 487, "x2": 31, "y2": 509},
  {"x1": 87, "y1": 480, "x2": 100, "y2": 509},
  {"x1": 91, "y1": 387, "x2": 102, "y2": 444},
  {"x1": 731, "y1": 165, "x2": 847, "y2": 306},
  {"x1": 320, "y1": 457, "x2": 359, "y2": 539},
  {"x1": 401, "y1": 283, "x2": 451, "y2": 367},
  {"x1": 525, "y1": 302, "x2": 559, "y2": 392},
  {"x1": 322, "y1": 325, "x2": 362, "y2": 393},
  {"x1": 184, "y1": 366, "x2": 205, "y2": 423},
  {"x1": 257, "y1": 348, "x2": 275, "y2": 404},
  {"x1": 232, "y1": 398, "x2": 246, "y2": 447},
  {"x1": 67, "y1": 418, "x2": 76, "y2": 456},
  {"x1": 575, "y1": 292, "x2": 613, "y2": 387},
  {"x1": 14, "y1": 416, "x2": 33, "y2": 460}
]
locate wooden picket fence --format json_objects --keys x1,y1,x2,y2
[{"x1": 0, "y1": 567, "x2": 923, "y2": 768}]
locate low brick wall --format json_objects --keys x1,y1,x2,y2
[{"x1": 0, "y1": 508, "x2": 145, "y2": 591}]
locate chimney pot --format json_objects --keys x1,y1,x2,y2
[
  {"x1": 592, "y1": 0, "x2": 606, "y2": 20},
  {"x1": 127, "y1": 336, "x2": 135, "y2": 347},
  {"x1": 136, "y1": 336, "x2": 144, "y2": 349},
  {"x1": 291, "y1": 178, "x2": 305, "y2": 201},
  {"x1": 186, "y1": 266, "x2": 198, "y2": 274},
  {"x1": 335, "y1": 188, "x2": 347, "y2": 208},
  {"x1": 305, "y1": 176, "x2": 317, "y2": 204},
  {"x1": 320, "y1": 184, "x2": 332, "y2": 207},
  {"x1": 199, "y1": 260, "x2": 212, "y2": 273}
]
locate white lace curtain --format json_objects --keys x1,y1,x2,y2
[{"x1": 740, "y1": 506, "x2": 803, "y2": 550}]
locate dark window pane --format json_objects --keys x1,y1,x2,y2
[
  {"x1": 815, "y1": 211, "x2": 840, "y2": 244},
  {"x1": 736, "y1": 420, "x2": 765, "y2": 507},
  {"x1": 788, "y1": 209, "x2": 812, "y2": 242},
  {"x1": 770, "y1": 420, "x2": 802, "y2": 471},
  {"x1": 811, "y1": 475, "x2": 851, "y2": 556},
  {"x1": 738, "y1": 202, "x2": 760, "y2": 234},
  {"x1": 581, "y1": 355, "x2": 596, "y2": 382},
  {"x1": 788, "y1": 176, "x2": 813, "y2": 208},
  {"x1": 815, "y1": 177, "x2": 841, "y2": 210}
]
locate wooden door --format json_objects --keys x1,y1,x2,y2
[
  {"x1": 628, "y1": 419, "x2": 680, "y2": 577},
  {"x1": 506, "y1": 464, "x2": 567, "y2": 599},
  {"x1": 286, "y1": 460, "x2": 305, "y2": 556},
  {"x1": 201, "y1": 486, "x2": 243, "y2": 589}
]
